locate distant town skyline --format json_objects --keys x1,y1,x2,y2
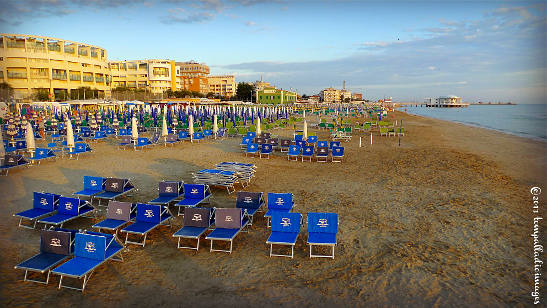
[{"x1": 2, "y1": 0, "x2": 545, "y2": 103}]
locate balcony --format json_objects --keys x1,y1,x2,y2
[
  {"x1": 48, "y1": 45, "x2": 61, "y2": 52},
  {"x1": 7, "y1": 41, "x2": 25, "y2": 48},
  {"x1": 78, "y1": 49, "x2": 88, "y2": 56},
  {"x1": 65, "y1": 47, "x2": 75, "y2": 54},
  {"x1": 7, "y1": 72, "x2": 27, "y2": 79},
  {"x1": 70, "y1": 74, "x2": 81, "y2": 81},
  {"x1": 95, "y1": 77, "x2": 105, "y2": 83},
  {"x1": 91, "y1": 51, "x2": 98, "y2": 58},
  {"x1": 83, "y1": 75, "x2": 94, "y2": 82},
  {"x1": 52, "y1": 73, "x2": 67, "y2": 80}
]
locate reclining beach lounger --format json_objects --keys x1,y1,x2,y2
[
  {"x1": 266, "y1": 212, "x2": 302, "y2": 258},
  {"x1": 315, "y1": 147, "x2": 329, "y2": 162},
  {"x1": 280, "y1": 139, "x2": 291, "y2": 152},
  {"x1": 94, "y1": 178, "x2": 135, "y2": 206},
  {"x1": 317, "y1": 141, "x2": 328, "y2": 148},
  {"x1": 1, "y1": 154, "x2": 29, "y2": 176},
  {"x1": 173, "y1": 207, "x2": 213, "y2": 250},
  {"x1": 14, "y1": 192, "x2": 61, "y2": 229},
  {"x1": 134, "y1": 137, "x2": 152, "y2": 150},
  {"x1": 174, "y1": 184, "x2": 212, "y2": 216},
  {"x1": 260, "y1": 144, "x2": 273, "y2": 159},
  {"x1": 287, "y1": 145, "x2": 301, "y2": 161},
  {"x1": 301, "y1": 145, "x2": 314, "y2": 162},
  {"x1": 164, "y1": 134, "x2": 178, "y2": 146},
  {"x1": 307, "y1": 212, "x2": 339, "y2": 259},
  {"x1": 66, "y1": 143, "x2": 92, "y2": 160},
  {"x1": 73, "y1": 176, "x2": 105, "y2": 201},
  {"x1": 240, "y1": 136, "x2": 252, "y2": 150},
  {"x1": 192, "y1": 132, "x2": 204, "y2": 143},
  {"x1": 51, "y1": 231, "x2": 124, "y2": 292},
  {"x1": 245, "y1": 143, "x2": 259, "y2": 157},
  {"x1": 120, "y1": 203, "x2": 173, "y2": 247},
  {"x1": 118, "y1": 136, "x2": 132, "y2": 150},
  {"x1": 14, "y1": 228, "x2": 75, "y2": 285},
  {"x1": 28, "y1": 148, "x2": 56, "y2": 165},
  {"x1": 178, "y1": 131, "x2": 190, "y2": 142},
  {"x1": 92, "y1": 201, "x2": 136, "y2": 233},
  {"x1": 331, "y1": 146, "x2": 344, "y2": 163},
  {"x1": 236, "y1": 191, "x2": 264, "y2": 225},
  {"x1": 264, "y1": 193, "x2": 294, "y2": 227},
  {"x1": 205, "y1": 208, "x2": 248, "y2": 253},
  {"x1": 38, "y1": 197, "x2": 95, "y2": 228},
  {"x1": 149, "y1": 181, "x2": 184, "y2": 205}
]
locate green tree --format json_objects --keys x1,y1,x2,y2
[
  {"x1": 33, "y1": 88, "x2": 50, "y2": 101},
  {"x1": 0, "y1": 82, "x2": 14, "y2": 101},
  {"x1": 236, "y1": 82, "x2": 255, "y2": 102}
]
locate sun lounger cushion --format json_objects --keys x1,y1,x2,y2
[{"x1": 307, "y1": 212, "x2": 338, "y2": 244}]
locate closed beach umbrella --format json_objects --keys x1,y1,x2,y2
[
  {"x1": 303, "y1": 119, "x2": 308, "y2": 140},
  {"x1": 26, "y1": 122, "x2": 36, "y2": 154},
  {"x1": 66, "y1": 117, "x2": 75, "y2": 149},
  {"x1": 131, "y1": 116, "x2": 139, "y2": 140},
  {"x1": 161, "y1": 115, "x2": 168, "y2": 137},
  {"x1": 213, "y1": 114, "x2": 218, "y2": 138},
  {"x1": 256, "y1": 117, "x2": 261, "y2": 136},
  {"x1": 0, "y1": 126, "x2": 5, "y2": 160},
  {"x1": 188, "y1": 114, "x2": 194, "y2": 137},
  {"x1": 303, "y1": 109, "x2": 306, "y2": 119}
]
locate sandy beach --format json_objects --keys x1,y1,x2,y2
[{"x1": 0, "y1": 111, "x2": 545, "y2": 307}]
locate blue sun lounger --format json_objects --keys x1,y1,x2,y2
[
  {"x1": 173, "y1": 207, "x2": 213, "y2": 250},
  {"x1": 301, "y1": 145, "x2": 314, "y2": 162},
  {"x1": 236, "y1": 191, "x2": 264, "y2": 225},
  {"x1": 264, "y1": 193, "x2": 294, "y2": 227},
  {"x1": 120, "y1": 203, "x2": 173, "y2": 247},
  {"x1": 92, "y1": 201, "x2": 136, "y2": 233},
  {"x1": 266, "y1": 212, "x2": 302, "y2": 258},
  {"x1": 94, "y1": 178, "x2": 135, "y2": 206},
  {"x1": 331, "y1": 146, "x2": 344, "y2": 162},
  {"x1": 28, "y1": 148, "x2": 56, "y2": 164},
  {"x1": 245, "y1": 143, "x2": 259, "y2": 157},
  {"x1": 38, "y1": 197, "x2": 95, "y2": 228},
  {"x1": 74, "y1": 176, "x2": 105, "y2": 201},
  {"x1": 205, "y1": 208, "x2": 248, "y2": 253},
  {"x1": 307, "y1": 212, "x2": 339, "y2": 259},
  {"x1": 149, "y1": 181, "x2": 183, "y2": 205},
  {"x1": 14, "y1": 228, "x2": 76, "y2": 285},
  {"x1": 192, "y1": 132, "x2": 204, "y2": 143},
  {"x1": 134, "y1": 137, "x2": 152, "y2": 150},
  {"x1": 1, "y1": 154, "x2": 29, "y2": 175},
  {"x1": 260, "y1": 144, "x2": 273, "y2": 159},
  {"x1": 14, "y1": 192, "x2": 61, "y2": 229},
  {"x1": 178, "y1": 131, "x2": 190, "y2": 142},
  {"x1": 174, "y1": 184, "x2": 212, "y2": 216},
  {"x1": 240, "y1": 136, "x2": 252, "y2": 150},
  {"x1": 287, "y1": 145, "x2": 301, "y2": 161},
  {"x1": 51, "y1": 231, "x2": 124, "y2": 292},
  {"x1": 67, "y1": 143, "x2": 92, "y2": 159}
]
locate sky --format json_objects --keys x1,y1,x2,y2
[{"x1": 1, "y1": 0, "x2": 545, "y2": 103}]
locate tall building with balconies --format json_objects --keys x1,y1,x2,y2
[
  {"x1": 175, "y1": 61, "x2": 210, "y2": 94},
  {"x1": 0, "y1": 33, "x2": 111, "y2": 100},
  {"x1": 207, "y1": 75, "x2": 236, "y2": 97},
  {"x1": 320, "y1": 87, "x2": 352, "y2": 103},
  {"x1": 109, "y1": 59, "x2": 176, "y2": 94}
]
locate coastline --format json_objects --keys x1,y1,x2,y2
[{"x1": 0, "y1": 111, "x2": 545, "y2": 307}]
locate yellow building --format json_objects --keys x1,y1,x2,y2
[
  {"x1": 207, "y1": 75, "x2": 236, "y2": 97},
  {"x1": 175, "y1": 61, "x2": 210, "y2": 94},
  {"x1": 320, "y1": 87, "x2": 352, "y2": 103},
  {"x1": 0, "y1": 33, "x2": 111, "y2": 100},
  {"x1": 109, "y1": 59, "x2": 176, "y2": 94}
]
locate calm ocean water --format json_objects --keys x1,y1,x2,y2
[{"x1": 400, "y1": 104, "x2": 547, "y2": 141}]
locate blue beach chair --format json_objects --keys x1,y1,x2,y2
[
  {"x1": 240, "y1": 136, "x2": 252, "y2": 150},
  {"x1": 203, "y1": 129, "x2": 213, "y2": 138},
  {"x1": 67, "y1": 143, "x2": 92, "y2": 159},
  {"x1": 94, "y1": 178, "x2": 135, "y2": 206},
  {"x1": 245, "y1": 143, "x2": 259, "y2": 157},
  {"x1": 74, "y1": 176, "x2": 105, "y2": 201},
  {"x1": 192, "y1": 132, "x2": 204, "y2": 143},
  {"x1": 260, "y1": 144, "x2": 273, "y2": 159},
  {"x1": 317, "y1": 141, "x2": 328, "y2": 148},
  {"x1": 264, "y1": 193, "x2": 295, "y2": 227},
  {"x1": 178, "y1": 131, "x2": 190, "y2": 142},
  {"x1": 236, "y1": 191, "x2": 264, "y2": 225},
  {"x1": 287, "y1": 145, "x2": 301, "y2": 161},
  {"x1": 246, "y1": 131, "x2": 256, "y2": 139},
  {"x1": 134, "y1": 137, "x2": 152, "y2": 150},
  {"x1": 175, "y1": 184, "x2": 212, "y2": 216},
  {"x1": 301, "y1": 145, "x2": 314, "y2": 162},
  {"x1": 92, "y1": 201, "x2": 136, "y2": 233},
  {"x1": 331, "y1": 146, "x2": 344, "y2": 163},
  {"x1": 118, "y1": 136, "x2": 132, "y2": 149},
  {"x1": 120, "y1": 203, "x2": 173, "y2": 247},
  {"x1": 14, "y1": 192, "x2": 61, "y2": 229},
  {"x1": 307, "y1": 135, "x2": 318, "y2": 144},
  {"x1": 51, "y1": 231, "x2": 124, "y2": 292},
  {"x1": 266, "y1": 212, "x2": 302, "y2": 258},
  {"x1": 205, "y1": 208, "x2": 248, "y2": 254},
  {"x1": 28, "y1": 148, "x2": 56, "y2": 164},
  {"x1": 307, "y1": 212, "x2": 339, "y2": 259},
  {"x1": 173, "y1": 207, "x2": 213, "y2": 250},
  {"x1": 149, "y1": 181, "x2": 183, "y2": 205},
  {"x1": 38, "y1": 197, "x2": 95, "y2": 228},
  {"x1": 14, "y1": 228, "x2": 76, "y2": 285}
]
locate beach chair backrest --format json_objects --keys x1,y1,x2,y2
[
  {"x1": 296, "y1": 140, "x2": 306, "y2": 147},
  {"x1": 317, "y1": 141, "x2": 328, "y2": 148},
  {"x1": 136, "y1": 203, "x2": 161, "y2": 223},
  {"x1": 247, "y1": 143, "x2": 258, "y2": 152},
  {"x1": 246, "y1": 131, "x2": 256, "y2": 138},
  {"x1": 34, "y1": 148, "x2": 48, "y2": 159},
  {"x1": 194, "y1": 132, "x2": 204, "y2": 139},
  {"x1": 184, "y1": 184, "x2": 205, "y2": 199},
  {"x1": 41, "y1": 229, "x2": 72, "y2": 255},
  {"x1": 75, "y1": 143, "x2": 86, "y2": 152},
  {"x1": 106, "y1": 201, "x2": 132, "y2": 221},
  {"x1": 84, "y1": 176, "x2": 104, "y2": 192},
  {"x1": 288, "y1": 145, "x2": 300, "y2": 155},
  {"x1": 119, "y1": 128, "x2": 127, "y2": 135},
  {"x1": 317, "y1": 147, "x2": 329, "y2": 156},
  {"x1": 137, "y1": 137, "x2": 148, "y2": 146},
  {"x1": 332, "y1": 147, "x2": 344, "y2": 156},
  {"x1": 121, "y1": 136, "x2": 131, "y2": 143},
  {"x1": 34, "y1": 192, "x2": 56, "y2": 211},
  {"x1": 104, "y1": 178, "x2": 125, "y2": 193},
  {"x1": 159, "y1": 181, "x2": 180, "y2": 197},
  {"x1": 75, "y1": 233, "x2": 106, "y2": 260},
  {"x1": 303, "y1": 146, "x2": 314, "y2": 155},
  {"x1": 262, "y1": 144, "x2": 273, "y2": 152},
  {"x1": 268, "y1": 138, "x2": 278, "y2": 146},
  {"x1": 236, "y1": 192, "x2": 263, "y2": 209},
  {"x1": 215, "y1": 208, "x2": 242, "y2": 229},
  {"x1": 271, "y1": 212, "x2": 302, "y2": 233},
  {"x1": 166, "y1": 134, "x2": 177, "y2": 142},
  {"x1": 261, "y1": 132, "x2": 271, "y2": 139},
  {"x1": 267, "y1": 193, "x2": 293, "y2": 210},
  {"x1": 253, "y1": 137, "x2": 265, "y2": 144},
  {"x1": 294, "y1": 134, "x2": 303, "y2": 141},
  {"x1": 4, "y1": 154, "x2": 21, "y2": 166},
  {"x1": 307, "y1": 136, "x2": 318, "y2": 143},
  {"x1": 280, "y1": 139, "x2": 291, "y2": 147},
  {"x1": 329, "y1": 141, "x2": 340, "y2": 149},
  {"x1": 242, "y1": 136, "x2": 252, "y2": 145},
  {"x1": 178, "y1": 131, "x2": 188, "y2": 139},
  {"x1": 58, "y1": 197, "x2": 82, "y2": 216},
  {"x1": 307, "y1": 212, "x2": 338, "y2": 234},
  {"x1": 16, "y1": 140, "x2": 26, "y2": 149},
  {"x1": 183, "y1": 207, "x2": 211, "y2": 227}
]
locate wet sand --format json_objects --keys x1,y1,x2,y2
[{"x1": 0, "y1": 111, "x2": 545, "y2": 307}]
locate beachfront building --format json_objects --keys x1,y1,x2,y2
[
  {"x1": 0, "y1": 33, "x2": 111, "y2": 100},
  {"x1": 176, "y1": 61, "x2": 210, "y2": 94},
  {"x1": 109, "y1": 59, "x2": 176, "y2": 94},
  {"x1": 257, "y1": 87, "x2": 297, "y2": 104},
  {"x1": 254, "y1": 79, "x2": 271, "y2": 91},
  {"x1": 207, "y1": 75, "x2": 236, "y2": 97},
  {"x1": 320, "y1": 87, "x2": 352, "y2": 103},
  {"x1": 424, "y1": 96, "x2": 467, "y2": 107},
  {"x1": 352, "y1": 93, "x2": 363, "y2": 100}
]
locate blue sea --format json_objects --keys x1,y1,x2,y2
[{"x1": 400, "y1": 104, "x2": 547, "y2": 141}]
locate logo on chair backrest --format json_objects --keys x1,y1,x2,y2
[
  {"x1": 90, "y1": 180, "x2": 97, "y2": 186},
  {"x1": 40, "y1": 198, "x2": 48, "y2": 206},
  {"x1": 64, "y1": 202, "x2": 73, "y2": 210},
  {"x1": 8, "y1": 158, "x2": 14, "y2": 163},
  {"x1": 111, "y1": 182, "x2": 119, "y2": 189},
  {"x1": 116, "y1": 208, "x2": 123, "y2": 215},
  {"x1": 144, "y1": 209, "x2": 154, "y2": 218},
  {"x1": 85, "y1": 242, "x2": 96, "y2": 253},
  {"x1": 77, "y1": 145, "x2": 83, "y2": 150},
  {"x1": 275, "y1": 198, "x2": 284, "y2": 206},
  {"x1": 317, "y1": 219, "x2": 329, "y2": 227},
  {"x1": 192, "y1": 214, "x2": 202, "y2": 221},
  {"x1": 244, "y1": 196, "x2": 252, "y2": 203},
  {"x1": 281, "y1": 218, "x2": 291, "y2": 227},
  {"x1": 165, "y1": 186, "x2": 173, "y2": 193},
  {"x1": 191, "y1": 188, "x2": 198, "y2": 194},
  {"x1": 225, "y1": 216, "x2": 233, "y2": 222},
  {"x1": 250, "y1": 145, "x2": 255, "y2": 149},
  {"x1": 50, "y1": 238, "x2": 61, "y2": 247},
  {"x1": 39, "y1": 150, "x2": 45, "y2": 155},
  {"x1": 306, "y1": 148, "x2": 311, "y2": 152}
]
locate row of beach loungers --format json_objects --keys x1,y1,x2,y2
[{"x1": 193, "y1": 162, "x2": 256, "y2": 194}]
